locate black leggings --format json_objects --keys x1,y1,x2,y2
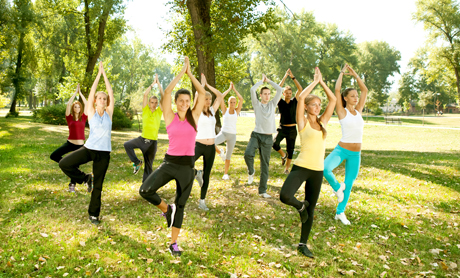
[
  {"x1": 272, "y1": 126, "x2": 297, "y2": 159},
  {"x1": 123, "y1": 136, "x2": 158, "y2": 182},
  {"x1": 280, "y1": 165, "x2": 323, "y2": 243},
  {"x1": 59, "y1": 147, "x2": 111, "y2": 217},
  {"x1": 139, "y1": 159, "x2": 195, "y2": 229},
  {"x1": 50, "y1": 141, "x2": 83, "y2": 184},
  {"x1": 194, "y1": 142, "x2": 216, "y2": 199}
]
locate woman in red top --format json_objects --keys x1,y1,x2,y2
[{"x1": 50, "y1": 84, "x2": 88, "y2": 193}]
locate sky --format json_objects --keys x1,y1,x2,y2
[{"x1": 124, "y1": 0, "x2": 428, "y2": 92}]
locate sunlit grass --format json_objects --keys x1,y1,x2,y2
[{"x1": 0, "y1": 115, "x2": 459, "y2": 277}]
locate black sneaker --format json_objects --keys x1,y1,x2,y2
[
  {"x1": 165, "y1": 204, "x2": 176, "y2": 228},
  {"x1": 298, "y1": 200, "x2": 310, "y2": 223},
  {"x1": 68, "y1": 183, "x2": 76, "y2": 193},
  {"x1": 85, "y1": 173, "x2": 93, "y2": 193},
  {"x1": 89, "y1": 215, "x2": 100, "y2": 225},
  {"x1": 169, "y1": 242, "x2": 182, "y2": 257},
  {"x1": 133, "y1": 160, "x2": 143, "y2": 175},
  {"x1": 297, "y1": 244, "x2": 314, "y2": 258},
  {"x1": 281, "y1": 154, "x2": 288, "y2": 166}
]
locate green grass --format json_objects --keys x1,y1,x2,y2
[
  {"x1": 351, "y1": 114, "x2": 460, "y2": 128},
  {"x1": 0, "y1": 115, "x2": 459, "y2": 277}
]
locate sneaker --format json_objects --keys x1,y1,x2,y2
[
  {"x1": 248, "y1": 173, "x2": 254, "y2": 184},
  {"x1": 165, "y1": 204, "x2": 176, "y2": 228},
  {"x1": 89, "y1": 215, "x2": 100, "y2": 225},
  {"x1": 259, "y1": 192, "x2": 271, "y2": 198},
  {"x1": 298, "y1": 200, "x2": 310, "y2": 223},
  {"x1": 218, "y1": 148, "x2": 226, "y2": 161},
  {"x1": 68, "y1": 183, "x2": 76, "y2": 193},
  {"x1": 334, "y1": 182, "x2": 346, "y2": 203},
  {"x1": 335, "y1": 212, "x2": 351, "y2": 225},
  {"x1": 85, "y1": 173, "x2": 93, "y2": 193},
  {"x1": 169, "y1": 242, "x2": 182, "y2": 257},
  {"x1": 198, "y1": 199, "x2": 209, "y2": 211},
  {"x1": 133, "y1": 160, "x2": 143, "y2": 175},
  {"x1": 196, "y1": 170, "x2": 203, "y2": 187},
  {"x1": 281, "y1": 154, "x2": 288, "y2": 166},
  {"x1": 297, "y1": 244, "x2": 314, "y2": 258},
  {"x1": 222, "y1": 174, "x2": 230, "y2": 180}
]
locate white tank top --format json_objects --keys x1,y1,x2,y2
[
  {"x1": 221, "y1": 109, "x2": 238, "y2": 134},
  {"x1": 339, "y1": 108, "x2": 364, "y2": 143},
  {"x1": 196, "y1": 107, "x2": 216, "y2": 139}
]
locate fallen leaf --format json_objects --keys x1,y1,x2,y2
[
  {"x1": 146, "y1": 248, "x2": 151, "y2": 252},
  {"x1": 38, "y1": 257, "x2": 46, "y2": 262},
  {"x1": 79, "y1": 241, "x2": 86, "y2": 247},
  {"x1": 380, "y1": 271, "x2": 387, "y2": 278},
  {"x1": 200, "y1": 265, "x2": 207, "y2": 269},
  {"x1": 371, "y1": 224, "x2": 378, "y2": 228},
  {"x1": 7, "y1": 261, "x2": 12, "y2": 267},
  {"x1": 40, "y1": 233, "x2": 49, "y2": 238},
  {"x1": 379, "y1": 255, "x2": 387, "y2": 261},
  {"x1": 56, "y1": 266, "x2": 65, "y2": 270},
  {"x1": 95, "y1": 267, "x2": 102, "y2": 273},
  {"x1": 147, "y1": 259, "x2": 153, "y2": 264},
  {"x1": 383, "y1": 264, "x2": 390, "y2": 270},
  {"x1": 170, "y1": 260, "x2": 181, "y2": 264},
  {"x1": 440, "y1": 261, "x2": 448, "y2": 270},
  {"x1": 450, "y1": 262, "x2": 457, "y2": 269},
  {"x1": 63, "y1": 273, "x2": 69, "y2": 277},
  {"x1": 187, "y1": 260, "x2": 192, "y2": 266},
  {"x1": 429, "y1": 248, "x2": 443, "y2": 255},
  {"x1": 74, "y1": 267, "x2": 80, "y2": 271}
]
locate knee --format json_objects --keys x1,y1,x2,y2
[
  {"x1": 279, "y1": 189, "x2": 292, "y2": 204},
  {"x1": 287, "y1": 148, "x2": 294, "y2": 159},
  {"x1": 272, "y1": 143, "x2": 280, "y2": 151},
  {"x1": 123, "y1": 141, "x2": 129, "y2": 149}
]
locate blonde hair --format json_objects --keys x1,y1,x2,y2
[
  {"x1": 304, "y1": 94, "x2": 326, "y2": 139},
  {"x1": 71, "y1": 101, "x2": 83, "y2": 121},
  {"x1": 94, "y1": 91, "x2": 109, "y2": 107},
  {"x1": 203, "y1": 91, "x2": 213, "y2": 117},
  {"x1": 284, "y1": 85, "x2": 292, "y2": 92}
]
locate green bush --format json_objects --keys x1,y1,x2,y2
[
  {"x1": 112, "y1": 105, "x2": 132, "y2": 130},
  {"x1": 373, "y1": 107, "x2": 383, "y2": 116},
  {"x1": 33, "y1": 104, "x2": 67, "y2": 125}
]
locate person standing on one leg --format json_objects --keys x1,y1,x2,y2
[
  {"x1": 59, "y1": 62, "x2": 115, "y2": 225},
  {"x1": 244, "y1": 74, "x2": 283, "y2": 198},
  {"x1": 124, "y1": 74, "x2": 164, "y2": 182},
  {"x1": 139, "y1": 57, "x2": 206, "y2": 257},
  {"x1": 193, "y1": 74, "x2": 224, "y2": 211},
  {"x1": 215, "y1": 82, "x2": 244, "y2": 180},
  {"x1": 280, "y1": 67, "x2": 336, "y2": 258},
  {"x1": 273, "y1": 69, "x2": 303, "y2": 174},
  {"x1": 50, "y1": 84, "x2": 87, "y2": 193},
  {"x1": 324, "y1": 64, "x2": 368, "y2": 225}
]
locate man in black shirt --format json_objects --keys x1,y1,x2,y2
[{"x1": 273, "y1": 69, "x2": 303, "y2": 174}]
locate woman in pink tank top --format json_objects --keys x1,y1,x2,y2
[{"x1": 139, "y1": 57, "x2": 206, "y2": 257}]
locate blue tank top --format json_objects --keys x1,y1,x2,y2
[{"x1": 84, "y1": 111, "x2": 112, "y2": 152}]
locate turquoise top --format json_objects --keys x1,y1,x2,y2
[{"x1": 84, "y1": 111, "x2": 112, "y2": 152}]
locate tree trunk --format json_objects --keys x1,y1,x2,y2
[{"x1": 9, "y1": 31, "x2": 25, "y2": 115}]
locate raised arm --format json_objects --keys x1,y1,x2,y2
[
  {"x1": 66, "y1": 85, "x2": 79, "y2": 116},
  {"x1": 347, "y1": 65, "x2": 368, "y2": 113},
  {"x1": 220, "y1": 83, "x2": 232, "y2": 114},
  {"x1": 206, "y1": 83, "x2": 224, "y2": 112},
  {"x1": 233, "y1": 83, "x2": 244, "y2": 115},
  {"x1": 279, "y1": 69, "x2": 289, "y2": 87},
  {"x1": 187, "y1": 62, "x2": 206, "y2": 121},
  {"x1": 318, "y1": 71, "x2": 337, "y2": 125},
  {"x1": 143, "y1": 79, "x2": 155, "y2": 108},
  {"x1": 335, "y1": 65, "x2": 347, "y2": 119},
  {"x1": 289, "y1": 69, "x2": 303, "y2": 100},
  {"x1": 162, "y1": 58, "x2": 188, "y2": 125},
  {"x1": 87, "y1": 64, "x2": 103, "y2": 120},
  {"x1": 78, "y1": 85, "x2": 87, "y2": 113},
  {"x1": 267, "y1": 78, "x2": 283, "y2": 105},
  {"x1": 250, "y1": 76, "x2": 264, "y2": 107},
  {"x1": 100, "y1": 62, "x2": 114, "y2": 119},
  {"x1": 296, "y1": 68, "x2": 320, "y2": 131},
  {"x1": 155, "y1": 74, "x2": 164, "y2": 111}
]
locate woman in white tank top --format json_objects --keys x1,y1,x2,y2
[
  {"x1": 194, "y1": 74, "x2": 224, "y2": 211},
  {"x1": 215, "y1": 82, "x2": 244, "y2": 180},
  {"x1": 323, "y1": 64, "x2": 368, "y2": 225}
]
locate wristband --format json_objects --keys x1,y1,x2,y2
[{"x1": 292, "y1": 76, "x2": 296, "y2": 80}]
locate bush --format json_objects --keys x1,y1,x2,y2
[
  {"x1": 112, "y1": 105, "x2": 132, "y2": 130},
  {"x1": 373, "y1": 107, "x2": 383, "y2": 116},
  {"x1": 33, "y1": 104, "x2": 67, "y2": 125}
]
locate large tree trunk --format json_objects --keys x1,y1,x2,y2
[
  {"x1": 9, "y1": 31, "x2": 25, "y2": 115},
  {"x1": 186, "y1": 0, "x2": 221, "y2": 127},
  {"x1": 82, "y1": 0, "x2": 111, "y2": 96}
]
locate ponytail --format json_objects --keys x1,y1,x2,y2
[{"x1": 315, "y1": 115, "x2": 327, "y2": 139}]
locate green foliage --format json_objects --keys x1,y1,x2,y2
[
  {"x1": 112, "y1": 105, "x2": 132, "y2": 130},
  {"x1": 32, "y1": 104, "x2": 67, "y2": 125}
]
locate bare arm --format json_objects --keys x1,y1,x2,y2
[
  {"x1": 207, "y1": 83, "x2": 224, "y2": 112},
  {"x1": 156, "y1": 74, "x2": 164, "y2": 111},
  {"x1": 348, "y1": 65, "x2": 368, "y2": 113},
  {"x1": 66, "y1": 85, "x2": 79, "y2": 116},
  {"x1": 279, "y1": 70, "x2": 289, "y2": 87},
  {"x1": 87, "y1": 65, "x2": 102, "y2": 121},
  {"x1": 189, "y1": 66, "x2": 206, "y2": 121},
  {"x1": 289, "y1": 69, "x2": 303, "y2": 100},
  {"x1": 234, "y1": 83, "x2": 244, "y2": 115},
  {"x1": 78, "y1": 85, "x2": 87, "y2": 113},
  {"x1": 220, "y1": 83, "x2": 232, "y2": 115},
  {"x1": 296, "y1": 69, "x2": 320, "y2": 132},
  {"x1": 318, "y1": 75, "x2": 337, "y2": 126},
  {"x1": 335, "y1": 65, "x2": 347, "y2": 119},
  {"x1": 143, "y1": 81, "x2": 155, "y2": 108},
  {"x1": 101, "y1": 63, "x2": 115, "y2": 119},
  {"x1": 162, "y1": 59, "x2": 188, "y2": 126}
]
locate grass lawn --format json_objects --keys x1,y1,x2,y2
[
  {"x1": 0, "y1": 115, "x2": 459, "y2": 277},
  {"x1": 352, "y1": 114, "x2": 460, "y2": 128}
]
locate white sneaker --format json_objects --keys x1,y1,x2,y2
[
  {"x1": 259, "y1": 193, "x2": 271, "y2": 198},
  {"x1": 335, "y1": 212, "x2": 351, "y2": 225},
  {"x1": 248, "y1": 173, "x2": 254, "y2": 184},
  {"x1": 222, "y1": 174, "x2": 229, "y2": 180},
  {"x1": 334, "y1": 182, "x2": 345, "y2": 203},
  {"x1": 198, "y1": 199, "x2": 209, "y2": 211},
  {"x1": 218, "y1": 148, "x2": 226, "y2": 161}
]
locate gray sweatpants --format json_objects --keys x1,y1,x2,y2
[
  {"x1": 244, "y1": 131, "x2": 272, "y2": 194},
  {"x1": 215, "y1": 131, "x2": 237, "y2": 160}
]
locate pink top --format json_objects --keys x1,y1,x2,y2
[{"x1": 166, "y1": 113, "x2": 197, "y2": 156}]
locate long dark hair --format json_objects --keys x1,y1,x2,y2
[
  {"x1": 305, "y1": 95, "x2": 327, "y2": 139},
  {"x1": 341, "y1": 88, "x2": 356, "y2": 108},
  {"x1": 174, "y1": 88, "x2": 197, "y2": 131}
]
